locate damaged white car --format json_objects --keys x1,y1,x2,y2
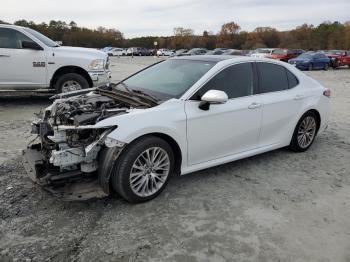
[{"x1": 23, "y1": 56, "x2": 330, "y2": 203}]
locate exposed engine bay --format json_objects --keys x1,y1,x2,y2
[{"x1": 23, "y1": 85, "x2": 157, "y2": 200}]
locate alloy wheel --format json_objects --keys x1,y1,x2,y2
[
  {"x1": 129, "y1": 147, "x2": 170, "y2": 197},
  {"x1": 297, "y1": 116, "x2": 317, "y2": 149}
]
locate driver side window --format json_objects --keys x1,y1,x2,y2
[
  {"x1": 0, "y1": 28, "x2": 35, "y2": 49},
  {"x1": 190, "y1": 62, "x2": 254, "y2": 100}
]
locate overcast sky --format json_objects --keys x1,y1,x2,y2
[{"x1": 2, "y1": 0, "x2": 350, "y2": 37}]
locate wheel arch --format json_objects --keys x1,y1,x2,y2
[
  {"x1": 307, "y1": 109, "x2": 321, "y2": 132},
  {"x1": 133, "y1": 133, "x2": 182, "y2": 176},
  {"x1": 50, "y1": 66, "x2": 93, "y2": 89},
  {"x1": 288, "y1": 108, "x2": 322, "y2": 146},
  {"x1": 98, "y1": 132, "x2": 183, "y2": 195}
]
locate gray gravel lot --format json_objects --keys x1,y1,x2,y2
[{"x1": 0, "y1": 56, "x2": 349, "y2": 262}]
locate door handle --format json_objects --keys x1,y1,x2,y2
[
  {"x1": 248, "y1": 102, "x2": 262, "y2": 109},
  {"x1": 0, "y1": 55, "x2": 10, "y2": 57},
  {"x1": 294, "y1": 94, "x2": 304, "y2": 100}
]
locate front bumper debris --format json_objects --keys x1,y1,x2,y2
[{"x1": 23, "y1": 145, "x2": 108, "y2": 201}]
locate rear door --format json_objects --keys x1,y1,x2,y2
[
  {"x1": 0, "y1": 27, "x2": 47, "y2": 89},
  {"x1": 185, "y1": 62, "x2": 263, "y2": 165},
  {"x1": 256, "y1": 62, "x2": 304, "y2": 147}
]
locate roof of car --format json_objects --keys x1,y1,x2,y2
[{"x1": 171, "y1": 55, "x2": 248, "y2": 62}]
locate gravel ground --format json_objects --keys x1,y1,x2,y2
[{"x1": 0, "y1": 57, "x2": 349, "y2": 262}]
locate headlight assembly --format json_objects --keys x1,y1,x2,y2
[
  {"x1": 88, "y1": 59, "x2": 105, "y2": 70},
  {"x1": 105, "y1": 137, "x2": 126, "y2": 148}
]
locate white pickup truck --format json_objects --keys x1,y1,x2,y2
[{"x1": 0, "y1": 24, "x2": 111, "y2": 94}]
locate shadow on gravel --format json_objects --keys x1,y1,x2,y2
[{"x1": 0, "y1": 95, "x2": 51, "y2": 105}]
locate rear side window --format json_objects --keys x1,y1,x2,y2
[
  {"x1": 286, "y1": 70, "x2": 299, "y2": 88},
  {"x1": 257, "y1": 62, "x2": 289, "y2": 93},
  {"x1": 191, "y1": 62, "x2": 253, "y2": 100}
]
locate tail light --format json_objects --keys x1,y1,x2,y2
[{"x1": 323, "y1": 88, "x2": 331, "y2": 98}]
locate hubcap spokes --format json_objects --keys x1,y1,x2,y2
[
  {"x1": 130, "y1": 147, "x2": 170, "y2": 197},
  {"x1": 297, "y1": 116, "x2": 316, "y2": 148},
  {"x1": 62, "y1": 81, "x2": 82, "y2": 93}
]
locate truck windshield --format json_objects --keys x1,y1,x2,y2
[
  {"x1": 23, "y1": 28, "x2": 60, "y2": 47},
  {"x1": 120, "y1": 59, "x2": 215, "y2": 100}
]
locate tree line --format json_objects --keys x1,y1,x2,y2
[{"x1": 1, "y1": 19, "x2": 350, "y2": 50}]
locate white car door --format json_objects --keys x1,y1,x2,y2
[
  {"x1": 256, "y1": 62, "x2": 305, "y2": 147},
  {"x1": 0, "y1": 27, "x2": 47, "y2": 89},
  {"x1": 185, "y1": 62, "x2": 262, "y2": 165}
]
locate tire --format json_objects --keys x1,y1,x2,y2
[
  {"x1": 139, "y1": 53, "x2": 142, "y2": 56},
  {"x1": 111, "y1": 136, "x2": 174, "y2": 203},
  {"x1": 289, "y1": 111, "x2": 318, "y2": 152},
  {"x1": 55, "y1": 73, "x2": 89, "y2": 93},
  {"x1": 332, "y1": 60, "x2": 339, "y2": 69},
  {"x1": 324, "y1": 63, "x2": 329, "y2": 71},
  {"x1": 308, "y1": 63, "x2": 313, "y2": 71}
]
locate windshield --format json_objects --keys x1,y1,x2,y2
[
  {"x1": 23, "y1": 28, "x2": 59, "y2": 47},
  {"x1": 121, "y1": 59, "x2": 215, "y2": 99},
  {"x1": 272, "y1": 49, "x2": 287, "y2": 55}
]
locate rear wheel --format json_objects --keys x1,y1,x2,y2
[
  {"x1": 111, "y1": 136, "x2": 174, "y2": 203},
  {"x1": 289, "y1": 111, "x2": 318, "y2": 152},
  {"x1": 324, "y1": 63, "x2": 329, "y2": 70},
  {"x1": 332, "y1": 60, "x2": 339, "y2": 69},
  {"x1": 55, "y1": 73, "x2": 89, "y2": 93},
  {"x1": 308, "y1": 63, "x2": 313, "y2": 71}
]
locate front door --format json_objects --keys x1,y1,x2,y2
[
  {"x1": 0, "y1": 27, "x2": 47, "y2": 89},
  {"x1": 185, "y1": 62, "x2": 262, "y2": 165}
]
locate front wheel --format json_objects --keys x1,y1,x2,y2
[
  {"x1": 289, "y1": 111, "x2": 318, "y2": 152},
  {"x1": 111, "y1": 136, "x2": 174, "y2": 203},
  {"x1": 55, "y1": 73, "x2": 89, "y2": 93}
]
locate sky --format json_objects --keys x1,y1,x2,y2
[{"x1": 2, "y1": 0, "x2": 350, "y2": 38}]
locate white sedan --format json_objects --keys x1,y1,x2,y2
[
  {"x1": 109, "y1": 48, "x2": 127, "y2": 56},
  {"x1": 24, "y1": 56, "x2": 330, "y2": 203},
  {"x1": 157, "y1": 49, "x2": 175, "y2": 56}
]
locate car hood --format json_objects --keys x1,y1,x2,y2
[
  {"x1": 326, "y1": 54, "x2": 339, "y2": 58},
  {"x1": 290, "y1": 57, "x2": 311, "y2": 62},
  {"x1": 46, "y1": 86, "x2": 159, "y2": 129},
  {"x1": 53, "y1": 46, "x2": 107, "y2": 59},
  {"x1": 270, "y1": 54, "x2": 287, "y2": 59}
]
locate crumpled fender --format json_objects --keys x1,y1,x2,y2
[{"x1": 98, "y1": 146, "x2": 124, "y2": 194}]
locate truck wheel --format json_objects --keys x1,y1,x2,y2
[
  {"x1": 55, "y1": 73, "x2": 89, "y2": 93},
  {"x1": 111, "y1": 136, "x2": 174, "y2": 203},
  {"x1": 332, "y1": 60, "x2": 339, "y2": 69}
]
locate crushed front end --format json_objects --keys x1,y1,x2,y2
[{"x1": 23, "y1": 86, "x2": 155, "y2": 200}]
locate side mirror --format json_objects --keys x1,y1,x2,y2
[
  {"x1": 199, "y1": 90, "x2": 228, "y2": 110},
  {"x1": 22, "y1": 41, "x2": 43, "y2": 50}
]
